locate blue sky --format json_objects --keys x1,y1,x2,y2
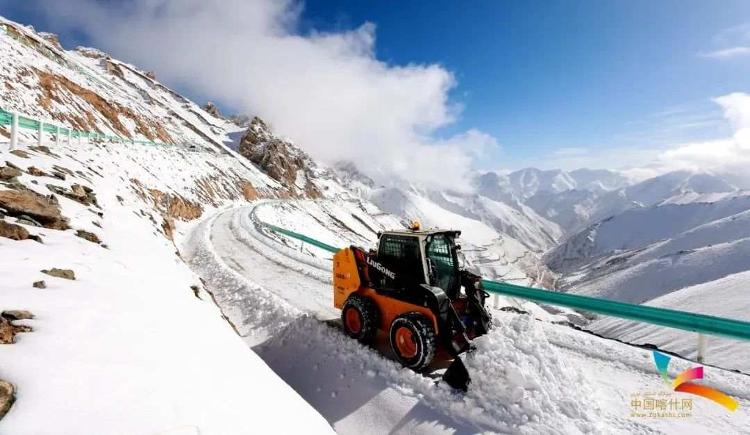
[
  {"x1": 2, "y1": 1, "x2": 750, "y2": 172},
  {"x1": 299, "y1": 0, "x2": 750, "y2": 167}
]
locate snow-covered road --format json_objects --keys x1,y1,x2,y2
[{"x1": 182, "y1": 203, "x2": 750, "y2": 434}]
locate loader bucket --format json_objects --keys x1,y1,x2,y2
[{"x1": 442, "y1": 356, "x2": 470, "y2": 391}]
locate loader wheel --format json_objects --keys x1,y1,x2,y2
[
  {"x1": 389, "y1": 313, "x2": 436, "y2": 371},
  {"x1": 341, "y1": 294, "x2": 379, "y2": 343}
]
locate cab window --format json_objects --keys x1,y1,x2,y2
[
  {"x1": 426, "y1": 234, "x2": 459, "y2": 294},
  {"x1": 377, "y1": 234, "x2": 424, "y2": 287}
]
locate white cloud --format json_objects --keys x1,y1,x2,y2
[
  {"x1": 632, "y1": 93, "x2": 750, "y2": 186},
  {"x1": 700, "y1": 23, "x2": 750, "y2": 60},
  {"x1": 700, "y1": 46, "x2": 750, "y2": 60},
  {"x1": 36, "y1": 0, "x2": 495, "y2": 190}
]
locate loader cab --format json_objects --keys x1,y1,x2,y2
[{"x1": 374, "y1": 229, "x2": 462, "y2": 298}]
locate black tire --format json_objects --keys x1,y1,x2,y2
[
  {"x1": 341, "y1": 294, "x2": 379, "y2": 343},
  {"x1": 389, "y1": 312, "x2": 437, "y2": 371}
]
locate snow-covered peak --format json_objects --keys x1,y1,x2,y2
[
  {"x1": 508, "y1": 168, "x2": 577, "y2": 199},
  {"x1": 568, "y1": 168, "x2": 630, "y2": 193}
]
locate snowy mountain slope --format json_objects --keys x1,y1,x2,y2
[
  {"x1": 548, "y1": 191, "x2": 750, "y2": 271},
  {"x1": 568, "y1": 168, "x2": 631, "y2": 193},
  {"x1": 590, "y1": 270, "x2": 750, "y2": 373},
  {"x1": 523, "y1": 170, "x2": 738, "y2": 235},
  {"x1": 425, "y1": 189, "x2": 562, "y2": 252},
  {"x1": 475, "y1": 167, "x2": 629, "y2": 204},
  {"x1": 367, "y1": 186, "x2": 553, "y2": 286},
  {"x1": 0, "y1": 140, "x2": 332, "y2": 433},
  {"x1": 508, "y1": 168, "x2": 577, "y2": 199},
  {"x1": 182, "y1": 202, "x2": 750, "y2": 434},
  {"x1": 545, "y1": 190, "x2": 750, "y2": 307},
  {"x1": 0, "y1": 17, "x2": 239, "y2": 151},
  {"x1": 475, "y1": 167, "x2": 631, "y2": 235}
]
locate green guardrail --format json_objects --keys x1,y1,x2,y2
[
  {"x1": 482, "y1": 280, "x2": 750, "y2": 341},
  {"x1": 265, "y1": 223, "x2": 341, "y2": 253},
  {"x1": 262, "y1": 223, "x2": 750, "y2": 343},
  {"x1": 0, "y1": 107, "x2": 174, "y2": 147}
]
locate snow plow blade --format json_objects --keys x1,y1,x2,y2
[{"x1": 442, "y1": 357, "x2": 470, "y2": 391}]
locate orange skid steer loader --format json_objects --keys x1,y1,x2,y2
[{"x1": 332, "y1": 226, "x2": 492, "y2": 390}]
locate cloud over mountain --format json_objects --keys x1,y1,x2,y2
[{"x1": 32, "y1": 0, "x2": 495, "y2": 189}]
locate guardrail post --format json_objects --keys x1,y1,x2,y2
[
  {"x1": 9, "y1": 112, "x2": 18, "y2": 150},
  {"x1": 697, "y1": 334, "x2": 707, "y2": 363},
  {"x1": 38, "y1": 121, "x2": 43, "y2": 146},
  {"x1": 493, "y1": 293, "x2": 499, "y2": 309}
]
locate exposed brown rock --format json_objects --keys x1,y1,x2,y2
[
  {"x1": 1, "y1": 310, "x2": 34, "y2": 321},
  {"x1": 0, "y1": 379, "x2": 14, "y2": 420},
  {"x1": 145, "y1": 71, "x2": 156, "y2": 80},
  {"x1": 75, "y1": 229, "x2": 101, "y2": 244},
  {"x1": 0, "y1": 319, "x2": 13, "y2": 344},
  {"x1": 0, "y1": 166, "x2": 22, "y2": 181},
  {"x1": 242, "y1": 182, "x2": 259, "y2": 201},
  {"x1": 0, "y1": 220, "x2": 30, "y2": 240},
  {"x1": 42, "y1": 268, "x2": 75, "y2": 280},
  {"x1": 29, "y1": 145, "x2": 59, "y2": 158},
  {"x1": 34, "y1": 69, "x2": 174, "y2": 144},
  {"x1": 202, "y1": 102, "x2": 221, "y2": 118},
  {"x1": 26, "y1": 166, "x2": 48, "y2": 177},
  {"x1": 9, "y1": 149, "x2": 29, "y2": 159},
  {"x1": 0, "y1": 315, "x2": 32, "y2": 345},
  {"x1": 105, "y1": 60, "x2": 124, "y2": 79},
  {"x1": 39, "y1": 31, "x2": 63, "y2": 50},
  {"x1": 47, "y1": 183, "x2": 98, "y2": 207},
  {"x1": 162, "y1": 217, "x2": 175, "y2": 240},
  {"x1": 0, "y1": 188, "x2": 68, "y2": 229},
  {"x1": 33, "y1": 280, "x2": 46, "y2": 289},
  {"x1": 137, "y1": 183, "x2": 203, "y2": 221},
  {"x1": 238, "y1": 117, "x2": 322, "y2": 198},
  {"x1": 52, "y1": 165, "x2": 74, "y2": 177},
  {"x1": 76, "y1": 46, "x2": 107, "y2": 59}
]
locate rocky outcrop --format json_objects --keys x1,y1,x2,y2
[
  {"x1": 26, "y1": 166, "x2": 48, "y2": 177},
  {"x1": 202, "y1": 102, "x2": 221, "y2": 118},
  {"x1": 0, "y1": 311, "x2": 33, "y2": 344},
  {"x1": 238, "y1": 117, "x2": 322, "y2": 198},
  {"x1": 39, "y1": 31, "x2": 63, "y2": 50},
  {"x1": 42, "y1": 268, "x2": 76, "y2": 280},
  {"x1": 46, "y1": 183, "x2": 98, "y2": 207},
  {"x1": 0, "y1": 188, "x2": 69, "y2": 230},
  {"x1": 230, "y1": 114, "x2": 250, "y2": 128},
  {"x1": 0, "y1": 379, "x2": 14, "y2": 420},
  {"x1": 0, "y1": 220, "x2": 30, "y2": 240},
  {"x1": 35, "y1": 69, "x2": 173, "y2": 144},
  {"x1": 2, "y1": 310, "x2": 34, "y2": 321},
  {"x1": 75, "y1": 229, "x2": 101, "y2": 244},
  {"x1": 0, "y1": 165, "x2": 22, "y2": 181}
]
